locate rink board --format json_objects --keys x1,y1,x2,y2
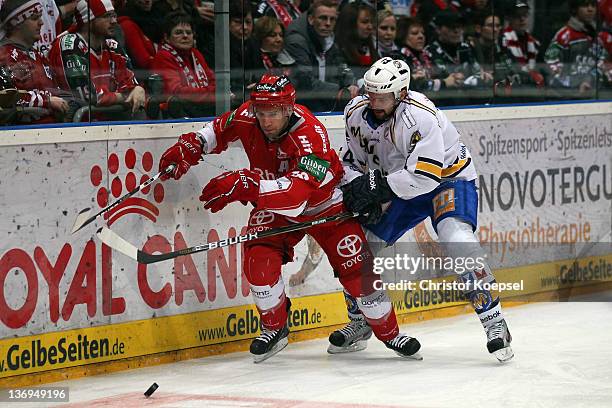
[
  {"x1": 1, "y1": 101, "x2": 611, "y2": 384},
  {"x1": 1, "y1": 252, "x2": 611, "y2": 382}
]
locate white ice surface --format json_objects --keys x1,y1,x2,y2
[{"x1": 11, "y1": 301, "x2": 612, "y2": 408}]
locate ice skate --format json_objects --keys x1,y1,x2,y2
[
  {"x1": 384, "y1": 333, "x2": 422, "y2": 360},
  {"x1": 327, "y1": 318, "x2": 373, "y2": 354},
  {"x1": 486, "y1": 319, "x2": 514, "y2": 362},
  {"x1": 250, "y1": 324, "x2": 289, "y2": 363}
]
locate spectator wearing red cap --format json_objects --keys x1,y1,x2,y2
[
  {"x1": 0, "y1": 0, "x2": 61, "y2": 56},
  {"x1": 0, "y1": 0, "x2": 69, "y2": 123},
  {"x1": 151, "y1": 11, "x2": 215, "y2": 117},
  {"x1": 48, "y1": 0, "x2": 146, "y2": 115}
]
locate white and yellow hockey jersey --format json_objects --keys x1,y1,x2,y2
[{"x1": 340, "y1": 91, "x2": 477, "y2": 201}]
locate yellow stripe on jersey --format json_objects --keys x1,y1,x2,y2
[
  {"x1": 407, "y1": 100, "x2": 437, "y2": 118},
  {"x1": 415, "y1": 157, "x2": 442, "y2": 182},
  {"x1": 346, "y1": 100, "x2": 369, "y2": 119},
  {"x1": 442, "y1": 157, "x2": 471, "y2": 178}
]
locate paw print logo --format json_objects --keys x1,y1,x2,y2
[{"x1": 90, "y1": 148, "x2": 165, "y2": 226}]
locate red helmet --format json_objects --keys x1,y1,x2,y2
[{"x1": 250, "y1": 74, "x2": 296, "y2": 110}]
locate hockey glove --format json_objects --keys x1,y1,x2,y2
[
  {"x1": 159, "y1": 132, "x2": 204, "y2": 180},
  {"x1": 199, "y1": 169, "x2": 261, "y2": 213},
  {"x1": 358, "y1": 202, "x2": 384, "y2": 225},
  {"x1": 341, "y1": 169, "x2": 396, "y2": 215}
]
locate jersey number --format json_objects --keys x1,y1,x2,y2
[{"x1": 289, "y1": 171, "x2": 310, "y2": 180}]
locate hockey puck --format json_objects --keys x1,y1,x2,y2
[{"x1": 144, "y1": 382, "x2": 159, "y2": 398}]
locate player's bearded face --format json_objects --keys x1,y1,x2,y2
[
  {"x1": 254, "y1": 105, "x2": 291, "y2": 141},
  {"x1": 367, "y1": 92, "x2": 397, "y2": 120}
]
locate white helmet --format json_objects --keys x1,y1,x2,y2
[{"x1": 363, "y1": 57, "x2": 411, "y2": 100}]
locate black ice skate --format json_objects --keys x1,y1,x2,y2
[
  {"x1": 384, "y1": 333, "x2": 422, "y2": 360},
  {"x1": 486, "y1": 319, "x2": 514, "y2": 362},
  {"x1": 250, "y1": 324, "x2": 289, "y2": 363},
  {"x1": 327, "y1": 318, "x2": 373, "y2": 354}
]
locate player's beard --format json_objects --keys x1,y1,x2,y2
[{"x1": 371, "y1": 105, "x2": 397, "y2": 122}]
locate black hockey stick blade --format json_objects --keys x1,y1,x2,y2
[
  {"x1": 71, "y1": 164, "x2": 176, "y2": 234},
  {"x1": 96, "y1": 212, "x2": 357, "y2": 264}
]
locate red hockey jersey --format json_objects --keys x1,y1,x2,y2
[
  {"x1": 48, "y1": 32, "x2": 139, "y2": 106},
  {"x1": 0, "y1": 40, "x2": 59, "y2": 122},
  {"x1": 195, "y1": 101, "x2": 344, "y2": 219}
]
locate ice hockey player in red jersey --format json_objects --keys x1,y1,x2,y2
[{"x1": 158, "y1": 74, "x2": 421, "y2": 362}]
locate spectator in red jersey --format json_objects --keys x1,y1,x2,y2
[
  {"x1": 48, "y1": 0, "x2": 146, "y2": 117},
  {"x1": 599, "y1": 0, "x2": 612, "y2": 87},
  {"x1": 118, "y1": 0, "x2": 159, "y2": 81},
  {"x1": 335, "y1": 1, "x2": 379, "y2": 79},
  {"x1": 151, "y1": 11, "x2": 215, "y2": 117},
  {"x1": 545, "y1": 0, "x2": 609, "y2": 94},
  {"x1": 0, "y1": 0, "x2": 62, "y2": 56},
  {"x1": 0, "y1": 0, "x2": 69, "y2": 123}
]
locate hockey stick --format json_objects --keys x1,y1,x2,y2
[
  {"x1": 71, "y1": 164, "x2": 176, "y2": 234},
  {"x1": 96, "y1": 211, "x2": 357, "y2": 264}
]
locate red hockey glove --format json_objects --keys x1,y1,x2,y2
[
  {"x1": 159, "y1": 132, "x2": 203, "y2": 180},
  {"x1": 199, "y1": 169, "x2": 261, "y2": 213}
]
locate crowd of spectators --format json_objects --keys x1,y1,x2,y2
[{"x1": 0, "y1": 0, "x2": 610, "y2": 124}]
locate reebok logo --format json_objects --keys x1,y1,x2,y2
[
  {"x1": 369, "y1": 170, "x2": 377, "y2": 191},
  {"x1": 480, "y1": 310, "x2": 501, "y2": 324}
]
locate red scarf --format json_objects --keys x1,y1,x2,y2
[
  {"x1": 501, "y1": 26, "x2": 539, "y2": 68},
  {"x1": 266, "y1": 0, "x2": 300, "y2": 28},
  {"x1": 261, "y1": 51, "x2": 292, "y2": 76},
  {"x1": 400, "y1": 46, "x2": 434, "y2": 78},
  {"x1": 161, "y1": 42, "x2": 208, "y2": 88}
]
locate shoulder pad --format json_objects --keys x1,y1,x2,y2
[{"x1": 345, "y1": 95, "x2": 369, "y2": 118}]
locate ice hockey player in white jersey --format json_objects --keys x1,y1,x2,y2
[{"x1": 328, "y1": 57, "x2": 514, "y2": 362}]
